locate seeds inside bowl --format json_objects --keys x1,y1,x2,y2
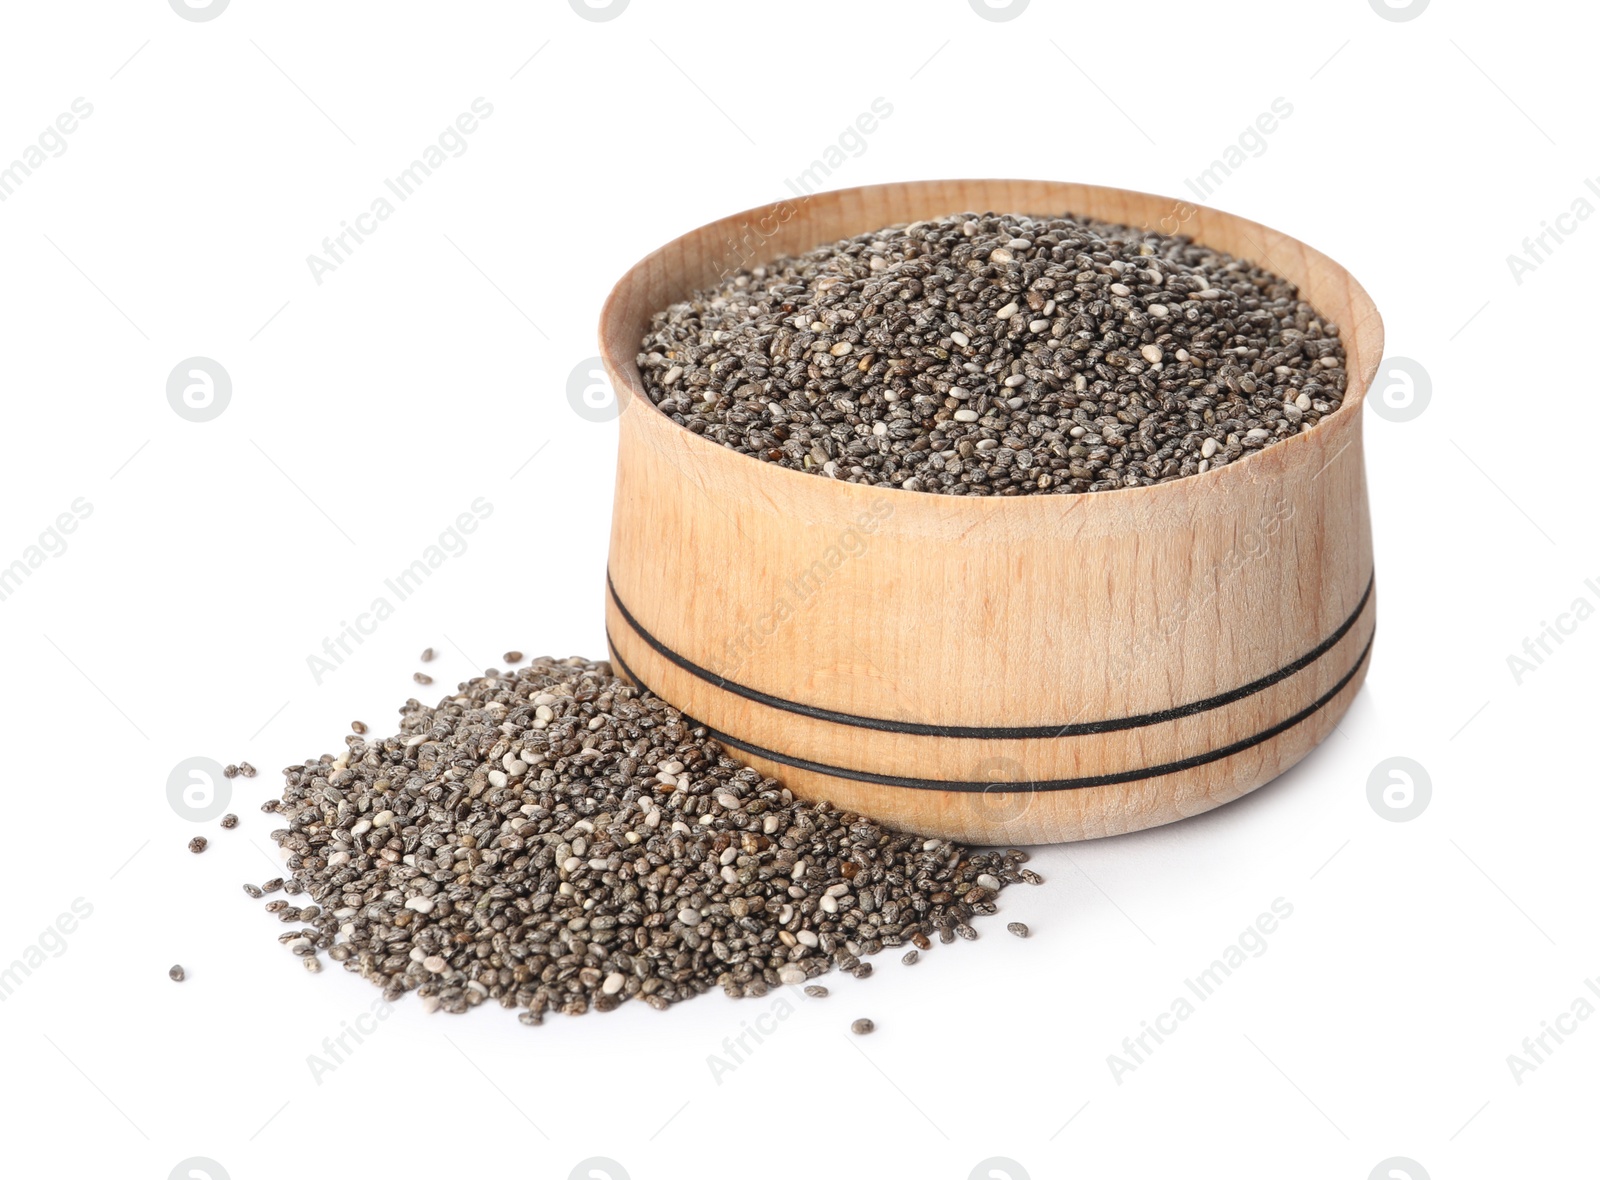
[{"x1": 638, "y1": 211, "x2": 1346, "y2": 495}]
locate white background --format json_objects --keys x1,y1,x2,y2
[{"x1": 0, "y1": 1, "x2": 1593, "y2": 1177}]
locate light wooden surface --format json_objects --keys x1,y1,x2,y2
[{"x1": 600, "y1": 180, "x2": 1382, "y2": 844}]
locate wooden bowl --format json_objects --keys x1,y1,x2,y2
[{"x1": 600, "y1": 179, "x2": 1381, "y2": 844}]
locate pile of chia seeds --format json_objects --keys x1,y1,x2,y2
[
  {"x1": 252, "y1": 656, "x2": 1037, "y2": 1022},
  {"x1": 638, "y1": 211, "x2": 1347, "y2": 495}
]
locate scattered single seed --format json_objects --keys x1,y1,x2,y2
[
  {"x1": 220, "y1": 814, "x2": 238, "y2": 830},
  {"x1": 169, "y1": 964, "x2": 185, "y2": 982},
  {"x1": 804, "y1": 985, "x2": 829, "y2": 998},
  {"x1": 413, "y1": 672, "x2": 433, "y2": 685},
  {"x1": 303, "y1": 956, "x2": 322, "y2": 973},
  {"x1": 188, "y1": 837, "x2": 208, "y2": 855},
  {"x1": 420, "y1": 647, "x2": 435, "y2": 662},
  {"x1": 224, "y1": 765, "x2": 240, "y2": 779},
  {"x1": 1007, "y1": 922, "x2": 1030, "y2": 938},
  {"x1": 239, "y1": 762, "x2": 256, "y2": 778},
  {"x1": 242, "y1": 882, "x2": 263, "y2": 898},
  {"x1": 851, "y1": 1018, "x2": 875, "y2": 1035},
  {"x1": 902, "y1": 949, "x2": 919, "y2": 966},
  {"x1": 351, "y1": 720, "x2": 368, "y2": 735},
  {"x1": 503, "y1": 650, "x2": 524, "y2": 664}
]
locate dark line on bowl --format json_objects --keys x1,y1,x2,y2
[
  {"x1": 607, "y1": 569, "x2": 1373, "y2": 738},
  {"x1": 606, "y1": 633, "x2": 1373, "y2": 794}
]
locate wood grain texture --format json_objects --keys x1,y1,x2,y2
[{"x1": 600, "y1": 180, "x2": 1382, "y2": 844}]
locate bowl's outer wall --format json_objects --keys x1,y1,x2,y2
[{"x1": 600, "y1": 180, "x2": 1382, "y2": 842}]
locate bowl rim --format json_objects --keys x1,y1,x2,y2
[{"x1": 598, "y1": 177, "x2": 1385, "y2": 509}]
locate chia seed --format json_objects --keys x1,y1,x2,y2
[
  {"x1": 251, "y1": 656, "x2": 1033, "y2": 1023},
  {"x1": 638, "y1": 211, "x2": 1346, "y2": 495}
]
